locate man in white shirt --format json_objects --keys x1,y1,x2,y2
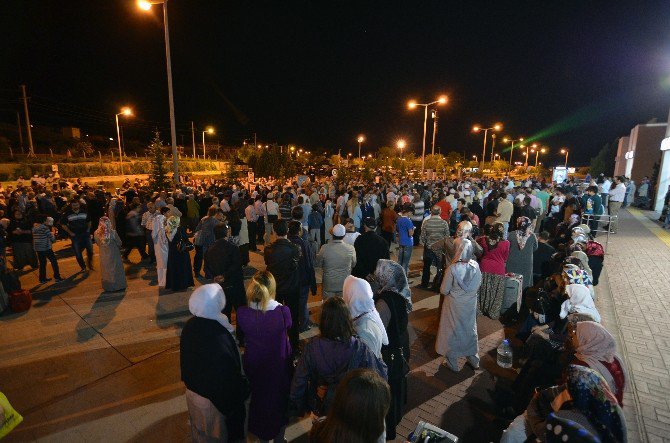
[
  {"x1": 496, "y1": 192, "x2": 514, "y2": 239},
  {"x1": 264, "y1": 193, "x2": 280, "y2": 243},
  {"x1": 600, "y1": 176, "x2": 612, "y2": 208},
  {"x1": 220, "y1": 197, "x2": 231, "y2": 213},
  {"x1": 608, "y1": 176, "x2": 626, "y2": 233}
]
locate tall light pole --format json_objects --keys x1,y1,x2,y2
[
  {"x1": 115, "y1": 107, "x2": 133, "y2": 175},
  {"x1": 531, "y1": 147, "x2": 547, "y2": 167},
  {"x1": 431, "y1": 109, "x2": 438, "y2": 155},
  {"x1": 490, "y1": 133, "x2": 497, "y2": 163},
  {"x1": 202, "y1": 126, "x2": 214, "y2": 158},
  {"x1": 357, "y1": 135, "x2": 365, "y2": 159},
  {"x1": 138, "y1": 0, "x2": 179, "y2": 184},
  {"x1": 472, "y1": 154, "x2": 478, "y2": 163},
  {"x1": 408, "y1": 95, "x2": 448, "y2": 176},
  {"x1": 524, "y1": 143, "x2": 537, "y2": 168},
  {"x1": 397, "y1": 139, "x2": 406, "y2": 159},
  {"x1": 560, "y1": 148, "x2": 569, "y2": 169},
  {"x1": 503, "y1": 136, "x2": 523, "y2": 168},
  {"x1": 472, "y1": 123, "x2": 502, "y2": 171}
]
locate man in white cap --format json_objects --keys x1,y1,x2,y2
[
  {"x1": 264, "y1": 192, "x2": 279, "y2": 244},
  {"x1": 316, "y1": 223, "x2": 356, "y2": 298}
]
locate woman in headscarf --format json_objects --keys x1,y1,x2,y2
[
  {"x1": 371, "y1": 259, "x2": 410, "y2": 441},
  {"x1": 93, "y1": 216, "x2": 126, "y2": 292},
  {"x1": 568, "y1": 321, "x2": 626, "y2": 404},
  {"x1": 152, "y1": 206, "x2": 170, "y2": 289},
  {"x1": 8, "y1": 209, "x2": 37, "y2": 270},
  {"x1": 560, "y1": 283, "x2": 601, "y2": 323},
  {"x1": 165, "y1": 215, "x2": 195, "y2": 292},
  {"x1": 476, "y1": 222, "x2": 511, "y2": 319},
  {"x1": 180, "y1": 284, "x2": 249, "y2": 442},
  {"x1": 563, "y1": 262, "x2": 596, "y2": 299},
  {"x1": 236, "y1": 271, "x2": 292, "y2": 443},
  {"x1": 436, "y1": 238, "x2": 482, "y2": 372},
  {"x1": 343, "y1": 275, "x2": 389, "y2": 358},
  {"x1": 501, "y1": 365, "x2": 626, "y2": 443},
  {"x1": 506, "y1": 216, "x2": 538, "y2": 289}
]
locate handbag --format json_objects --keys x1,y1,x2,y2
[
  {"x1": 176, "y1": 231, "x2": 194, "y2": 253},
  {"x1": 381, "y1": 295, "x2": 410, "y2": 379}
]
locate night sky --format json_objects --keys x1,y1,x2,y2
[{"x1": 3, "y1": 1, "x2": 670, "y2": 165}]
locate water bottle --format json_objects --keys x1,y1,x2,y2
[{"x1": 497, "y1": 339, "x2": 513, "y2": 368}]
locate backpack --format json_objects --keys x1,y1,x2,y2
[{"x1": 585, "y1": 240, "x2": 604, "y2": 259}]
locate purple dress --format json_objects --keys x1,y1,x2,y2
[{"x1": 236, "y1": 304, "x2": 293, "y2": 440}]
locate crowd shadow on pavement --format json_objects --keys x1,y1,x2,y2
[{"x1": 76, "y1": 290, "x2": 127, "y2": 342}]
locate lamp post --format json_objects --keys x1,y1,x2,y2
[
  {"x1": 138, "y1": 0, "x2": 179, "y2": 184},
  {"x1": 357, "y1": 135, "x2": 365, "y2": 159},
  {"x1": 531, "y1": 147, "x2": 547, "y2": 167},
  {"x1": 202, "y1": 126, "x2": 214, "y2": 158},
  {"x1": 408, "y1": 96, "x2": 447, "y2": 176},
  {"x1": 397, "y1": 139, "x2": 406, "y2": 158},
  {"x1": 525, "y1": 143, "x2": 538, "y2": 168},
  {"x1": 472, "y1": 123, "x2": 502, "y2": 170},
  {"x1": 503, "y1": 136, "x2": 523, "y2": 168},
  {"x1": 560, "y1": 148, "x2": 569, "y2": 169},
  {"x1": 472, "y1": 154, "x2": 478, "y2": 163},
  {"x1": 115, "y1": 107, "x2": 133, "y2": 175}
]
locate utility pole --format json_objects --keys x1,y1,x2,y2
[
  {"x1": 20, "y1": 85, "x2": 35, "y2": 157},
  {"x1": 490, "y1": 133, "x2": 497, "y2": 163},
  {"x1": 16, "y1": 112, "x2": 24, "y2": 154},
  {"x1": 191, "y1": 121, "x2": 196, "y2": 158},
  {"x1": 254, "y1": 132, "x2": 257, "y2": 148},
  {"x1": 431, "y1": 109, "x2": 438, "y2": 156}
]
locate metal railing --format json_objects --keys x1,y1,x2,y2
[{"x1": 581, "y1": 213, "x2": 618, "y2": 251}]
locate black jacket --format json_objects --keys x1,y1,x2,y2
[
  {"x1": 205, "y1": 238, "x2": 245, "y2": 306},
  {"x1": 352, "y1": 231, "x2": 390, "y2": 278},
  {"x1": 264, "y1": 238, "x2": 301, "y2": 295},
  {"x1": 180, "y1": 317, "x2": 249, "y2": 440}
]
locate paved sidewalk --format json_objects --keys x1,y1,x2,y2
[{"x1": 600, "y1": 209, "x2": 670, "y2": 443}]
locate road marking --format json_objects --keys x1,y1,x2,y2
[{"x1": 627, "y1": 208, "x2": 670, "y2": 249}]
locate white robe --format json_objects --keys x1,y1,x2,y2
[{"x1": 152, "y1": 214, "x2": 169, "y2": 287}]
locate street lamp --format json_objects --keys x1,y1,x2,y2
[
  {"x1": 472, "y1": 123, "x2": 502, "y2": 170},
  {"x1": 357, "y1": 135, "x2": 365, "y2": 158},
  {"x1": 472, "y1": 154, "x2": 478, "y2": 162},
  {"x1": 503, "y1": 136, "x2": 523, "y2": 168},
  {"x1": 115, "y1": 107, "x2": 133, "y2": 175},
  {"x1": 525, "y1": 143, "x2": 538, "y2": 168},
  {"x1": 530, "y1": 147, "x2": 547, "y2": 167},
  {"x1": 397, "y1": 139, "x2": 406, "y2": 158},
  {"x1": 407, "y1": 95, "x2": 448, "y2": 176},
  {"x1": 137, "y1": 0, "x2": 179, "y2": 184},
  {"x1": 202, "y1": 126, "x2": 214, "y2": 158},
  {"x1": 560, "y1": 148, "x2": 569, "y2": 169}
]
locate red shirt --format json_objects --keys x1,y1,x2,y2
[{"x1": 435, "y1": 200, "x2": 452, "y2": 221}]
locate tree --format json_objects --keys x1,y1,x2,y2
[
  {"x1": 148, "y1": 131, "x2": 171, "y2": 192},
  {"x1": 74, "y1": 140, "x2": 94, "y2": 158},
  {"x1": 589, "y1": 140, "x2": 617, "y2": 177}
]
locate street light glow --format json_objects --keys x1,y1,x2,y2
[
  {"x1": 206, "y1": 126, "x2": 214, "y2": 134},
  {"x1": 407, "y1": 100, "x2": 417, "y2": 110},
  {"x1": 437, "y1": 95, "x2": 448, "y2": 104},
  {"x1": 493, "y1": 123, "x2": 502, "y2": 131},
  {"x1": 472, "y1": 125, "x2": 481, "y2": 133},
  {"x1": 503, "y1": 137, "x2": 509, "y2": 143},
  {"x1": 560, "y1": 148, "x2": 567, "y2": 154},
  {"x1": 357, "y1": 135, "x2": 365, "y2": 143},
  {"x1": 137, "y1": 0, "x2": 153, "y2": 11},
  {"x1": 120, "y1": 107, "x2": 133, "y2": 116},
  {"x1": 397, "y1": 139, "x2": 406, "y2": 150}
]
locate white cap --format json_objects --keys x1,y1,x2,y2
[{"x1": 332, "y1": 224, "x2": 346, "y2": 237}]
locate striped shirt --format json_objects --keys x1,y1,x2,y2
[
  {"x1": 420, "y1": 216, "x2": 450, "y2": 247},
  {"x1": 32, "y1": 224, "x2": 55, "y2": 252}
]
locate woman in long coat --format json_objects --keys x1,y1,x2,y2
[
  {"x1": 165, "y1": 215, "x2": 195, "y2": 292},
  {"x1": 506, "y1": 216, "x2": 538, "y2": 289},
  {"x1": 93, "y1": 216, "x2": 126, "y2": 292},
  {"x1": 436, "y1": 238, "x2": 482, "y2": 372},
  {"x1": 152, "y1": 206, "x2": 170, "y2": 288}
]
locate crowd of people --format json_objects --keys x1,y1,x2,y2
[{"x1": 0, "y1": 170, "x2": 636, "y2": 442}]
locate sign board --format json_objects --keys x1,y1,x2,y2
[
  {"x1": 51, "y1": 164, "x2": 59, "y2": 172},
  {"x1": 552, "y1": 167, "x2": 568, "y2": 184},
  {"x1": 332, "y1": 169, "x2": 338, "y2": 177},
  {"x1": 661, "y1": 137, "x2": 670, "y2": 151}
]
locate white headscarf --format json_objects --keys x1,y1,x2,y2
[
  {"x1": 343, "y1": 276, "x2": 389, "y2": 345},
  {"x1": 451, "y1": 238, "x2": 481, "y2": 292},
  {"x1": 188, "y1": 284, "x2": 235, "y2": 334},
  {"x1": 560, "y1": 284, "x2": 601, "y2": 323}
]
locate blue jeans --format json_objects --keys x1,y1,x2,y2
[
  {"x1": 299, "y1": 285, "x2": 310, "y2": 330},
  {"x1": 72, "y1": 235, "x2": 93, "y2": 270},
  {"x1": 398, "y1": 245, "x2": 413, "y2": 277}
]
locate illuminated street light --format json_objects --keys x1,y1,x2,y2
[
  {"x1": 407, "y1": 95, "x2": 448, "y2": 175},
  {"x1": 503, "y1": 136, "x2": 523, "y2": 168},
  {"x1": 530, "y1": 147, "x2": 547, "y2": 167},
  {"x1": 115, "y1": 106, "x2": 134, "y2": 175},
  {"x1": 472, "y1": 123, "x2": 502, "y2": 170},
  {"x1": 357, "y1": 135, "x2": 365, "y2": 158},
  {"x1": 397, "y1": 139, "x2": 406, "y2": 158},
  {"x1": 560, "y1": 148, "x2": 569, "y2": 169},
  {"x1": 525, "y1": 143, "x2": 538, "y2": 168},
  {"x1": 472, "y1": 154, "x2": 478, "y2": 162},
  {"x1": 137, "y1": 0, "x2": 179, "y2": 183},
  {"x1": 201, "y1": 126, "x2": 214, "y2": 158}
]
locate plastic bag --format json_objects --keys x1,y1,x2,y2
[{"x1": 0, "y1": 391, "x2": 23, "y2": 439}]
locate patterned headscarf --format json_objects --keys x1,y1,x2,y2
[
  {"x1": 373, "y1": 259, "x2": 412, "y2": 313},
  {"x1": 165, "y1": 215, "x2": 181, "y2": 241},
  {"x1": 95, "y1": 216, "x2": 113, "y2": 245},
  {"x1": 455, "y1": 220, "x2": 473, "y2": 239},
  {"x1": 545, "y1": 412, "x2": 601, "y2": 443},
  {"x1": 566, "y1": 365, "x2": 625, "y2": 443},
  {"x1": 516, "y1": 216, "x2": 533, "y2": 250},
  {"x1": 563, "y1": 264, "x2": 593, "y2": 287}
]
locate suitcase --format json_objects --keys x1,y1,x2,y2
[
  {"x1": 502, "y1": 274, "x2": 522, "y2": 314},
  {"x1": 9, "y1": 289, "x2": 32, "y2": 313}
]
